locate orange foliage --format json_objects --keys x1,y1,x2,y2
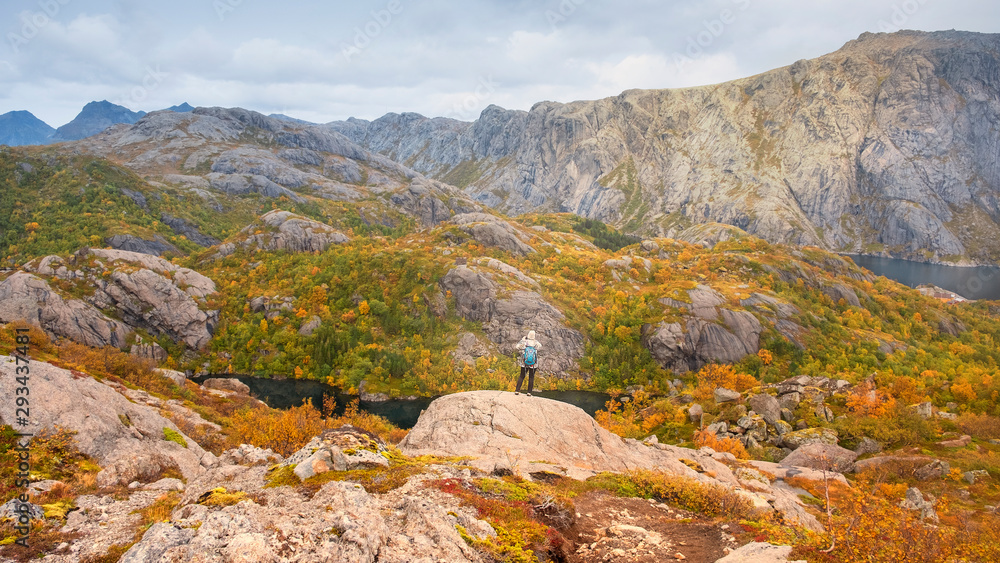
[
  {"x1": 846, "y1": 381, "x2": 897, "y2": 417},
  {"x1": 757, "y1": 349, "x2": 773, "y2": 365},
  {"x1": 692, "y1": 430, "x2": 749, "y2": 460},
  {"x1": 693, "y1": 364, "x2": 757, "y2": 402}
]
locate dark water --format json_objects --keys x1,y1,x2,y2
[
  {"x1": 844, "y1": 254, "x2": 1000, "y2": 300},
  {"x1": 193, "y1": 375, "x2": 611, "y2": 429}
]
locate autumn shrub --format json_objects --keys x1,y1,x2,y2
[
  {"x1": 587, "y1": 470, "x2": 759, "y2": 520},
  {"x1": 226, "y1": 400, "x2": 331, "y2": 456},
  {"x1": 692, "y1": 363, "x2": 757, "y2": 402},
  {"x1": 0, "y1": 320, "x2": 51, "y2": 356},
  {"x1": 595, "y1": 392, "x2": 654, "y2": 439},
  {"x1": 326, "y1": 399, "x2": 408, "y2": 444},
  {"x1": 957, "y1": 413, "x2": 1000, "y2": 440},
  {"x1": 693, "y1": 429, "x2": 750, "y2": 460},
  {"x1": 431, "y1": 477, "x2": 553, "y2": 563},
  {"x1": 54, "y1": 341, "x2": 165, "y2": 393},
  {"x1": 833, "y1": 408, "x2": 934, "y2": 450}
]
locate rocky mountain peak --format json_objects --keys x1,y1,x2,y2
[{"x1": 50, "y1": 100, "x2": 146, "y2": 142}]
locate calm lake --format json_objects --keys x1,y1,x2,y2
[
  {"x1": 844, "y1": 254, "x2": 1000, "y2": 300},
  {"x1": 193, "y1": 374, "x2": 611, "y2": 429}
]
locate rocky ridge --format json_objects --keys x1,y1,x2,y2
[
  {"x1": 71, "y1": 106, "x2": 482, "y2": 228},
  {"x1": 328, "y1": 30, "x2": 1000, "y2": 265}
]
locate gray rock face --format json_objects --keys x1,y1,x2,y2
[
  {"x1": 160, "y1": 213, "x2": 221, "y2": 247},
  {"x1": 106, "y1": 234, "x2": 180, "y2": 256},
  {"x1": 0, "y1": 272, "x2": 132, "y2": 348},
  {"x1": 779, "y1": 443, "x2": 858, "y2": 473},
  {"x1": 643, "y1": 305, "x2": 763, "y2": 373},
  {"x1": 330, "y1": 31, "x2": 1000, "y2": 265},
  {"x1": 84, "y1": 249, "x2": 218, "y2": 349},
  {"x1": 439, "y1": 266, "x2": 585, "y2": 375},
  {"x1": 451, "y1": 213, "x2": 536, "y2": 256},
  {"x1": 0, "y1": 357, "x2": 208, "y2": 486}
]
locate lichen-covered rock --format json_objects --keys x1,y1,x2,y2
[{"x1": 781, "y1": 427, "x2": 839, "y2": 450}]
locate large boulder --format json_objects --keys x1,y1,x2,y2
[
  {"x1": 779, "y1": 443, "x2": 858, "y2": 473},
  {"x1": 749, "y1": 394, "x2": 782, "y2": 425},
  {"x1": 399, "y1": 391, "x2": 822, "y2": 530},
  {"x1": 399, "y1": 391, "x2": 736, "y2": 483},
  {"x1": 439, "y1": 266, "x2": 585, "y2": 374},
  {"x1": 0, "y1": 357, "x2": 209, "y2": 486},
  {"x1": 0, "y1": 272, "x2": 131, "y2": 348},
  {"x1": 781, "y1": 427, "x2": 839, "y2": 450}
]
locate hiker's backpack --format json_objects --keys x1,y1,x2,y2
[{"x1": 523, "y1": 344, "x2": 537, "y2": 367}]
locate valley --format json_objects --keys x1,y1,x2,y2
[{"x1": 0, "y1": 28, "x2": 998, "y2": 563}]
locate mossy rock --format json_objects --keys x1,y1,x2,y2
[
  {"x1": 197, "y1": 487, "x2": 250, "y2": 507},
  {"x1": 163, "y1": 427, "x2": 188, "y2": 448}
]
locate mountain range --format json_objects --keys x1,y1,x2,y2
[
  {"x1": 0, "y1": 100, "x2": 195, "y2": 146},
  {"x1": 3, "y1": 30, "x2": 1000, "y2": 265}
]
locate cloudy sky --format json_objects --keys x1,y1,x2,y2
[{"x1": 1, "y1": 0, "x2": 997, "y2": 127}]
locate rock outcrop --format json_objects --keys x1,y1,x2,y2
[
  {"x1": 8, "y1": 249, "x2": 218, "y2": 350},
  {"x1": 400, "y1": 391, "x2": 825, "y2": 531},
  {"x1": 439, "y1": 265, "x2": 585, "y2": 374},
  {"x1": 0, "y1": 272, "x2": 131, "y2": 348},
  {"x1": 451, "y1": 212, "x2": 536, "y2": 255},
  {"x1": 213, "y1": 210, "x2": 349, "y2": 258},
  {"x1": 0, "y1": 357, "x2": 210, "y2": 486}
]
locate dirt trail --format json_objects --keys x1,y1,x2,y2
[{"x1": 562, "y1": 491, "x2": 741, "y2": 562}]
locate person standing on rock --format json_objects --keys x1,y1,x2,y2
[{"x1": 514, "y1": 330, "x2": 541, "y2": 395}]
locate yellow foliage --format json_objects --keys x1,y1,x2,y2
[
  {"x1": 757, "y1": 349, "x2": 773, "y2": 365},
  {"x1": 952, "y1": 381, "x2": 976, "y2": 403},
  {"x1": 358, "y1": 300, "x2": 370, "y2": 315}
]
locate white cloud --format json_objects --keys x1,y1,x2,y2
[{"x1": 0, "y1": 0, "x2": 997, "y2": 126}]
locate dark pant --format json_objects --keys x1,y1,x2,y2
[{"x1": 516, "y1": 366, "x2": 536, "y2": 393}]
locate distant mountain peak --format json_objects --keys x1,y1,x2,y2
[
  {"x1": 50, "y1": 100, "x2": 146, "y2": 142},
  {"x1": 165, "y1": 102, "x2": 195, "y2": 113},
  {"x1": 0, "y1": 110, "x2": 55, "y2": 146}
]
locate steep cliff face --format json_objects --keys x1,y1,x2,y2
[{"x1": 328, "y1": 31, "x2": 1000, "y2": 265}]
